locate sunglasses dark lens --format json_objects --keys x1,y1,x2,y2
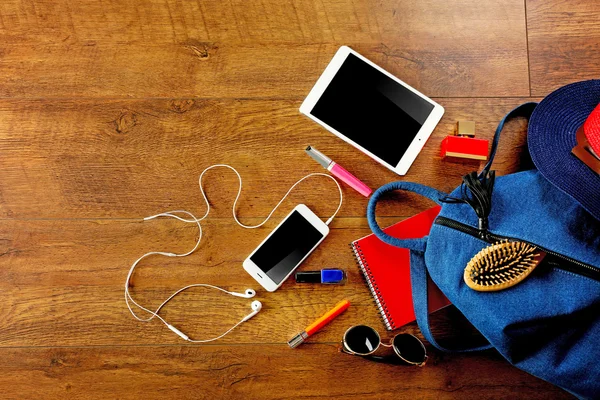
[
  {"x1": 344, "y1": 325, "x2": 380, "y2": 355},
  {"x1": 393, "y1": 334, "x2": 426, "y2": 364}
]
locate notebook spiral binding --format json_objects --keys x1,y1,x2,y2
[{"x1": 351, "y1": 242, "x2": 395, "y2": 330}]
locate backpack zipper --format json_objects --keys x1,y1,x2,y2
[{"x1": 435, "y1": 216, "x2": 600, "y2": 282}]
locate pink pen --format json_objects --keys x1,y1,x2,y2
[{"x1": 305, "y1": 146, "x2": 372, "y2": 197}]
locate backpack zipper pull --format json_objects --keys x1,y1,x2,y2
[
  {"x1": 478, "y1": 217, "x2": 490, "y2": 240},
  {"x1": 439, "y1": 170, "x2": 496, "y2": 242}
]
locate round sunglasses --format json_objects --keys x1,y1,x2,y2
[{"x1": 341, "y1": 325, "x2": 427, "y2": 367}]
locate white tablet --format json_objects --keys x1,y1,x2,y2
[{"x1": 300, "y1": 46, "x2": 444, "y2": 176}]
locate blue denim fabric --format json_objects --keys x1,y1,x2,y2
[
  {"x1": 366, "y1": 105, "x2": 600, "y2": 399},
  {"x1": 367, "y1": 173, "x2": 600, "y2": 399}
]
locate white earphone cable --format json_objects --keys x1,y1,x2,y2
[
  {"x1": 125, "y1": 165, "x2": 344, "y2": 342},
  {"x1": 124, "y1": 210, "x2": 202, "y2": 324},
  {"x1": 185, "y1": 319, "x2": 246, "y2": 343},
  {"x1": 179, "y1": 164, "x2": 343, "y2": 227}
]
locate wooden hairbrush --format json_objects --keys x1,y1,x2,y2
[{"x1": 464, "y1": 240, "x2": 546, "y2": 292}]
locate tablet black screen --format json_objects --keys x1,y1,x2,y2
[{"x1": 310, "y1": 53, "x2": 434, "y2": 166}]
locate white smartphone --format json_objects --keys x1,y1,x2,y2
[
  {"x1": 300, "y1": 46, "x2": 444, "y2": 176},
  {"x1": 243, "y1": 204, "x2": 329, "y2": 292}
]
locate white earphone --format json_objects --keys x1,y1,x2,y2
[
  {"x1": 166, "y1": 299, "x2": 263, "y2": 343},
  {"x1": 243, "y1": 300, "x2": 263, "y2": 321},
  {"x1": 125, "y1": 165, "x2": 342, "y2": 343}
]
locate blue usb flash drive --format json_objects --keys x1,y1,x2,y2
[{"x1": 295, "y1": 269, "x2": 345, "y2": 284}]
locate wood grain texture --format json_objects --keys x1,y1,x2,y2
[
  {"x1": 0, "y1": 346, "x2": 569, "y2": 400},
  {"x1": 0, "y1": 98, "x2": 532, "y2": 219},
  {"x1": 0, "y1": 41, "x2": 528, "y2": 98},
  {"x1": 0, "y1": 0, "x2": 524, "y2": 45},
  {"x1": 0, "y1": 217, "x2": 484, "y2": 347},
  {"x1": 527, "y1": 0, "x2": 600, "y2": 95},
  {"x1": 0, "y1": 0, "x2": 529, "y2": 98},
  {"x1": 0, "y1": 0, "x2": 590, "y2": 397}
]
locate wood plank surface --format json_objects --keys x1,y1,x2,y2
[
  {"x1": 0, "y1": 98, "x2": 532, "y2": 219},
  {"x1": 527, "y1": 0, "x2": 600, "y2": 95},
  {"x1": 0, "y1": 42, "x2": 529, "y2": 98},
  {"x1": 0, "y1": 0, "x2": 529, "y2": 98},
  {"x1": 0, "y1": 346, "x2": 569, "y2": 400},
  {"x1": 0, "y1": 0, "x2": 525, "y2": 45},
  {"x1": 0, "y1": 217, "x2": 489, "y2": 346},
  {"x1": 0, "y1": 0, "x2": 592, "y2": 397}
]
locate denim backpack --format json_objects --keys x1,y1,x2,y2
[{"x1": 367, "y1": 103, "x2": 600, "y2": 399}]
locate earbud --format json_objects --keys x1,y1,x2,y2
[
  {"x1": 229, "y1": 288, "x2": 256, "y2": 298},
  {"x1": 242, "y1": 300, "x2": 262, "y2": 322}
]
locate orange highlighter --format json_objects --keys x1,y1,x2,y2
[{"x1": 288, "y1": 299, "x2": 350, "y2": 348}]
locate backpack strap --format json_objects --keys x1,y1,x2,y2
[
  {"x1": 367, "y1": 182, "x2": 492, "y2": 352},
  {"x1": 413, "y1": 103, "x2": 537, "y2": 352},
  {"x1": 367, "y1": 103, "x2": 538, "y2": 352},
  {"x1": 366, "y1": 181, "x2": 448, "y2": 252},
  {"x1": 479, "y1": 102, "x2": 537, "y2": 179}
]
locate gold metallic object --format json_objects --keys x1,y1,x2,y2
[
  {"x1": 340, "y1": 326, "x2": 427, "y2": 367},
  {"x1": 456, "y1": 120, "x2": 476, "y2": 137}
]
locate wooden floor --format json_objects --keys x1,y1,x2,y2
[{"x1": 0, "y1": 0, "x2": 598, "y2": 398}]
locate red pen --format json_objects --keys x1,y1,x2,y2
[
  {"x1": 305, "y1": 146, "x2": 372, "y2": 197},
  {"x1": 288, "y1": 299, "x2": 350, "y2": 348}
]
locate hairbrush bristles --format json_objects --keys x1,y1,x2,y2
[{"x1": 464, "y1": 240, "x2": 546, "y2": 292}]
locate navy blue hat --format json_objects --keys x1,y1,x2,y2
[{"x1": 528, "y1": 80, "x2": 600, "y2": 221}]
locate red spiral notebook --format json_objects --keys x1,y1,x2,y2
[{"x1": 351, "y1": 206, "x2": 451, "y2": 330}]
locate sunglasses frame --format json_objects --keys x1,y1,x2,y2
[
  {"x1": 341, "y1": 325, "x2": 427, "y2": 367},
  {"x1": 572, "y1": 125, "x2": 600, "y2": 175}
]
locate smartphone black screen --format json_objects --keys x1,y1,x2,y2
[
  {"x1": 310, "y1": 53, "x2": 435, "y2": 166},
  {"x1": 250, "y1": 210, "x2": 324, "y2": 284}
]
